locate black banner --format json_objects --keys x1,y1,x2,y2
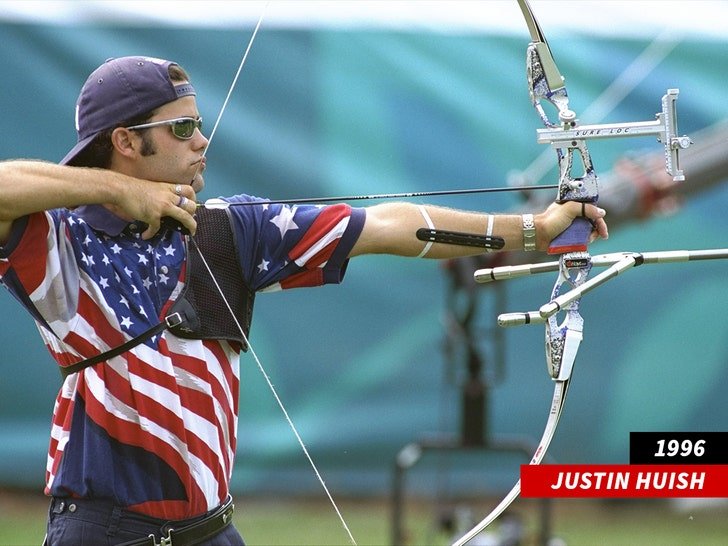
[{"x1": 630, "y1": 432, "x2": 728, "y2": 464}]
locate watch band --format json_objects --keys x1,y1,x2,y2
[{"x1": 522, "y1": 213, "x2": 536, "y2": 251}]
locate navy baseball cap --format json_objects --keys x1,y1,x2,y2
[{"x1": 61, "y1": 56, "x2": 196, "y2": 165}]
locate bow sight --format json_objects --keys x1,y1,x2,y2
[{"x1": 536, "y1": 89, "x2": 692, "y2": 182}]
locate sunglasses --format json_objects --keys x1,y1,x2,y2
[{"x1": 126, "y1": 116, "x2": 203, "y2": 140}]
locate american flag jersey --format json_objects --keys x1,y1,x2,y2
[{"x1": 0, "y1": 194, "x2": 365, "y2": 520}]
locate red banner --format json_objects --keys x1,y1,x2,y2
[{"x1": 521, "y1": 464, "x2": 728, "y2": 498}]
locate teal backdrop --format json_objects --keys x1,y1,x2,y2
[{"x1": 0, "y1": 20, "x2": 726, "y2": 497}]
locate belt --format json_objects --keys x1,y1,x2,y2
[{"x1": 116, "y1": 497, "x2": 234, "y2": 546}]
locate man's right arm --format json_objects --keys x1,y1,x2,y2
[{"x1": 0, "y1": 160, "x2": 197, "y2": 243}]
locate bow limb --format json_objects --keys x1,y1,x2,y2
[
  {"x1": 186, "y1": 9, "x2": 357, "y2": 545},
  {"x1": 453, "y1": 262, "x2": 584, "y2": 546},
  {"x1": 452, "y1": 378, "x2": 571, "y2": 546}
]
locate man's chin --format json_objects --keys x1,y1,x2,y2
[{"x1": 191, "y1": 176, "x2": 205, "y2": 193}]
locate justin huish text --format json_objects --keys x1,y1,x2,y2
[{"x1": 550, "y1": 471, "x2": 705, "y2": 491}]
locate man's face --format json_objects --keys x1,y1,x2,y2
[{"x1": 132, "y1": 94, "x2": 208, "y2": 192}]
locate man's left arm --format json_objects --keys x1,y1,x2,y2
[{"x1": 349, "y1": 201, "x2": 607, "y2": 258}]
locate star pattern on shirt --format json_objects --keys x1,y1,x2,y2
[
  {"x1": 270, "y1": 205, "x2": 299, "y2": 239},
  {"x1": 68, "y1": 214, "x2": 186, "y2": 340}
]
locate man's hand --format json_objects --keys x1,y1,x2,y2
[
  {"x1": 116, "y1": 180, "x2": 198, "y2": 239},
  {"x1": 535, "y1": 201, "x2": 608, "y2": 251}
]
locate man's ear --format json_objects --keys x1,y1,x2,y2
[{"x1": 110, "y1": 127, "x2": 140, "y2": 159}]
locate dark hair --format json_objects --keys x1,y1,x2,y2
[{"x1": 69, "y1": 64, "x2": 191, "y2": 168}]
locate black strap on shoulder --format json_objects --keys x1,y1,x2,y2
[
  {"x1": 58, "y1": 206, "x2": 251, "y2": 379},
  {"x1": 58, "y1": 312, "x2": 184, "y2": 379}
]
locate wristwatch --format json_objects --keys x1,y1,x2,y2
[{"x1": 522, "y1": 214, "x2": 536, "y2": 251}]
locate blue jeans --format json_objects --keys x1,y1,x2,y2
[{"x1": 44, "y1": 496, "x2": 245, "y2": 546}]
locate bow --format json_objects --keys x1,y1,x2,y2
[{"x1": 453, "y1": 1, "x2": 692, "y2": 544}]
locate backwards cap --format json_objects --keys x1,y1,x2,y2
[{"x1": 61, "y1": 56, "x2": 196, "y2": 165}]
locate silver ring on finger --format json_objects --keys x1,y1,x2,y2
[
  {"x1": 175, "y1": 184, "x2": 183, "y2": 196},
  {"x1": 177, "y1": 196, "x2": 187, "y2": 208}
]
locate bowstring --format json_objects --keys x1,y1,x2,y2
[
  {"x1": 190, "y1": 239, "x2": 357, "y2": 545},
  {"x1": 188, "y1": 5, "x2": 357, "y2": 544},
  {"x1": 191, "y1": 3, "x2": 266, "y2": 183}
]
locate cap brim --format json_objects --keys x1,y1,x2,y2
[{"x1": 60, "y1": 133, "x2": 97, "y2": 165}]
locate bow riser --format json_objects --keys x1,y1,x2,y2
[
  {"x1": 524, "y1": 25, "x2": 599, "y2": 254},
  {"x1": 545, "y1": 255, "x2": 591, "y2": 379},
  {"x1": 526, "y1": 43, "x2": 570, "y2": 128}
]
